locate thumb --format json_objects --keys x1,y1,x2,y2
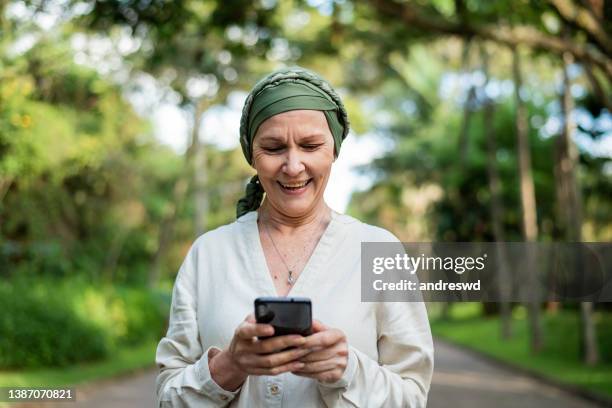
[{"x1": 245, "y1": 313, "x2": 256, "y2": 323}]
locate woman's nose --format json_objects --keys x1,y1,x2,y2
[{"x1": 282, "y1": 148, "x2": 306, "y2": 176}]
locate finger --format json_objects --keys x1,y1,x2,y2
[
  {"x1": 302, "y1": 329, "x2": 343, "y2": 349},
  {"x1": 245, "y1": 314, "x2": 256, "y2": 323},
  {"x1": 236, "y1": 321, "x2": 274, "y2": 339},
  {"x1": 248, "y1": 360, "x2": 306, "y2": 376},
  {"x1": 249, "y1": 347, "x2": 312, "y2": 369},
  {"x1": 254, "y1": 335, "x2": 306, "y2": 354},
  {"x1": 300, "y1": 332, "x2": 327, "y2": 349},
  {"x1": 298, "y1": 344, "x2": 346, "y2": 362},
  {"x1": 293, "y1": 358, "x2": 343, "y2": 374}
]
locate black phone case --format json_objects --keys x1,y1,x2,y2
[{"x1": 254, "y1": 297, "x2": 312, "y2": 338}]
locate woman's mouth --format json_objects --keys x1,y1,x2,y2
[{"x1": 277, "y1": 178, "x2": 313, "y2": 194}]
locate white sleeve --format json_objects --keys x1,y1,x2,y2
[
  {"x1": 317, "y1": 301, "x2": 434, "y2": 407},
  {"x1": 155, "y1": 241, "x2": 240, "y2": 407}
]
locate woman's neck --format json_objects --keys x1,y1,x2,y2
[{"x1": 257, "y1": 200, "x2": 332, "y2": 236}]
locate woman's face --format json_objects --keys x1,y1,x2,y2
[{"x1": 252, "y1": 109, "x2": 335, "y2": 218}]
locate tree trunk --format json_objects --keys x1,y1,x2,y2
[
  {"x1": 581, "y1": 301, "x2": 599, "y2": 366},
  {"x1": 443, "y1": 37, "x2": 475, "y2": 318},
  {"x1": 458, "y1": 39, "x2": 475, "y2": 167},
  {"x1": 558, "y1": 49, "x2": 599, "y2": 366},
  {"x1": 512, "y1": 46, "x2": 542, "y2": 353},
  {"x1": 440, "y1": 302, "x2": 452, "y2": 320},
  {"x1": 482, "y1": 43, "x2": 512, "y2": 339}
]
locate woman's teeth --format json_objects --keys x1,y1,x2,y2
[{"x1": 280, "y1": 179, "x2": 311, "y2": 189}]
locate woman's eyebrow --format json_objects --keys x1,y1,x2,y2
[
  {"x1": 257, "y1": 135, "x2": 284, "y2": 143},
  {"x1": 257, "y1": 133, "x2": 327, "y2": 143},
  {"x1": 300, "y1": 133, "x2": 328, "y2": 141}
]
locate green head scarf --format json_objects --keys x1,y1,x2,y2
[{"x1": 236, "y1": 66, "x2": 350, "y2": 218}]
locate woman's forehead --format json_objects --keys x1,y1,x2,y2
[{"x1": 255, "y1": 110, "x2": 331, "y2": 140}]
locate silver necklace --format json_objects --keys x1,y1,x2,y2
[{"x1": 262, "y1": 215, "x2": 327, "y2": 286}]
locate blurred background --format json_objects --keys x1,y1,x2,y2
[{"x1": 0, "y1": 0, "x2": 611, "y2": 406}]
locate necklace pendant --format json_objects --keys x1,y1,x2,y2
[{"x1": 287, "y1": 270, "x2": 295, "y2": 285}]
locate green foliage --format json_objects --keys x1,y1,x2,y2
[
  {"x1": 114, "y1": 287, "x2": 171, "y2": 346},
  {"x1": 0, "y1": 340, "x2": 158, "y2": 388},
  {"x1": 0, "y1": 277, "x2": 170, "y2": 369},
  {"x1": 0, "y1": 281, "x2": 108, "y2": 368},
  {"x1": 0, "y1": 34, "x2": 190, "y2": 283}
]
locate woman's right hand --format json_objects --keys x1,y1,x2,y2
[{"x1": 209, "y1": 314, "x2": 311, "y2": 391}]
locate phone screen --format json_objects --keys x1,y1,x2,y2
[{"x1": 255, "y1": 297, "x2": 312, "y2": 337}]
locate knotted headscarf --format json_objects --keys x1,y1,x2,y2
[{"x1": 236, "y1": 66, "x2": 350, "y2": 218}]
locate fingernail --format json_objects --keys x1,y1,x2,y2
[{"x1": 294, "y1": 362, "x2": 305, "y2": 368}]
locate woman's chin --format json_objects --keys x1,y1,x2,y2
[{"x1": 269, "y1": 198, "x2": 318, "y2": 217}]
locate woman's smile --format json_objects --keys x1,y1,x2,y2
[{"x1": 277, "y1": 178, "x2": 313, "y2": 194}]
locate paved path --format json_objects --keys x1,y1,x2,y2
[
  {"x1": 51, "y1": 339, "x2": 605, "y2": 407},
  {"x1": 429, "y1": 339, "x2": 605, "y2": 408},
  {"x1": 52, "y1": 369, "x2": 157, "y2": 408}
]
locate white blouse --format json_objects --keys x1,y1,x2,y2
[{"x1": 155, "y1": 210, "x2": 434, "y2": 407}]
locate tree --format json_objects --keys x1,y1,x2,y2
[
  {"x1": 512, "y1": 45, "x2": 542, "y2": 352},
  {"x1": 365, "y1": 0, "x2": 612, "y2": 83},
  {"x1": 557, "y1": 46, "x2": 599, "y2": 365},
  {"x1": 481, "y1": 43, "x2": 512, "y2": 339}
]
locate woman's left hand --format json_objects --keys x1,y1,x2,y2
[{"x1": 292, "y1": 320, "x2": 349, "y2": 384}]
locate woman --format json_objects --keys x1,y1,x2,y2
[{"x1": 155, "y1": 67, "x2": 434, "y2": 407}]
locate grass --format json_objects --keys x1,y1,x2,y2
[
  {"x1": 0, "y1": 340, "x2": 157, "y2": 388},
  {"x1": 429, "y1": 303, "x2": 612, "y2": 400}
]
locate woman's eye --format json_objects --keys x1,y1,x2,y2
[
  {"x1": 303, "y1": 144, "x2": 322, "y2": 150},
  {"x1": 264, "y1": 146, "x2": 284, "y2": 152}
]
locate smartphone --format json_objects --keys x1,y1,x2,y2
[{"x1": 254, "y1": 297, "x2": 312, "y2": 338}]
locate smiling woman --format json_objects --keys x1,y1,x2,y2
[{"x1": 155, "y1": 67, "x2": 434, "y2": 407}]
